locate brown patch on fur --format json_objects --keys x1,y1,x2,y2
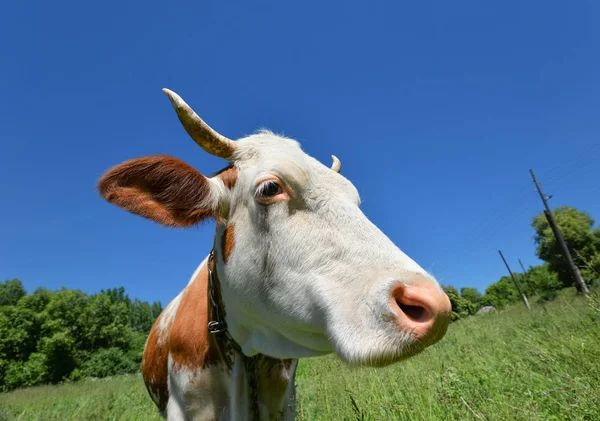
[
  {"x1": 257, "y1": 357, "x2": 294, "y2": 383},
  {"x1": 222, "y1": 224, "x2": 235, "y2": 264},
  {"x1": 281, "y1": 359, "x2": 294, "y2": 371},
  {"x1": 217, "y1": 165, "x2": 238, "y2": 189},
  {"x1": 169, "y1": 262, "x2": 231, "y2": 371},
  {"x1": 142, "y1": 261, "x2": 234, "y2": 414},
  {"x1": 169, "y1": 264, "x2": 211, "y2": 370},
  {"x1": 142, "y1": 312, "x2": 170, "y2": 412},
  {"x1": 98, "y1": 155, "x2": 214, "y2": 227},
  {"x1": 256, "y1": 356, "x2": 297, "y2": 415}
]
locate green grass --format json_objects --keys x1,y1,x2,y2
[{"x1": 2, "y1": 290, "x2": 599, "y2": 421}]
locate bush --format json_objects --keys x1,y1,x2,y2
[
  {"x1": 80, "y1": 348, "x2": 139, "y2": 378},
  {"x1": 442, "y1": 285, "x2": 476, "y2": 321},
  {"x1": 3, "y1": 352, "x2": 47, "y2": 390},
  {"x1": 537, "y1": 289, "x2": 558, "y2": 303}
]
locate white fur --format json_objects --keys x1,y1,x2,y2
[
  {"x1": 167, "y1": 353, "x2": 230, "y2": 421},
  {"x1": 214, "y1": 131, "x2": 443, "y2": 365},
  {"x1": 205, "y1": 176, "x2": 228, "y2": 213},
  {"x1": 150, "y1": 130, "x2": 449, "y2": 420},
  {"x1": 156, "y1": 292, "x2": 183, "y2": 345}
]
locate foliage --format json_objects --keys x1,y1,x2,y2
[
  {"x1": 0, "y1": 279, "x2": 26, "y2": 306},
  {"x1": 129, "y1": 299, "x2": 158, "y2": 334},
  {"x1": 477, "y1": 264, "x2": 564, "y2": 312},
  {"x1": 82, "y1": 294, "x2": 132, "y2": 350},
  {"x1": 0, "y1": 279, "x2": 161, "y2": 392},
  {"x1": 1, "y1": 290, "x2": 598, "y2": 421},
  {"x1": 442, "y1": 285, "x2": 477, "y2": 321},
  {"x1": 525, "y1": 263, "x2": 561, "y2": 294},
  {"x1": 0, "y1": 306, "x2": 40, "y2": 362},
  {"x1": 532, "y1": 206, "x2": 600, "y2": 290},
  {"x1": 459, "y1": 287, "x2": 482, "y2": 305},
  {"x1": 80, "y1": 348, "x2": 140, "y2": 378},
  {"x1": 461, "y1": 205, "x2": 600, "y2": 316},
  {"x1": 17, "y1": 288, "x2": 52, "y2": 313},
  {"x1": 3, "y1": 353, "x2": 48, "y2": 391},
  {"x1": 480, "y1": 275, "x2": 521, "y2": 309}
]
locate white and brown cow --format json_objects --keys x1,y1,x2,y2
[{"x1": 98, "y1": 89, "x2": 452, "y2": 421}]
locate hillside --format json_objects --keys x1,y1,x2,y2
[{"x1": 1, "y1": 289, "x2": 598, "y2": 421}]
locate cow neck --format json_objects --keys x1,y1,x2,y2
[{"x1": 207, "y1": 249, "x2": 261, "y2": 421}]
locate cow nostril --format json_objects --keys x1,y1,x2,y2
[
  {"x1": 397, "y1": 302, "x2": 430, "y2": 323},
  {"x1": 391, "y1": 281, "x2": 451, "y2": 344}
]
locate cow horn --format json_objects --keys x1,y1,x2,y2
[
  {"x1": 331, "y1": 155, "x2": 341, "y2": 173},
  {"x1": 162, "y1": 88, "x2": 236, "y2": 159}
]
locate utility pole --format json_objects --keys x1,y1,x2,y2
[
  {"x1": 529, "y1": 169, "x2": 589, "y2": 294},
  {"x1": 518, "y1": 258, "x2": 537, "y2": 296},
  {"x1": 498, "y1": 250, "x2": 530, "y2": 310}
]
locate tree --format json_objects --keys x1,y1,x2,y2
[
  {"x1": 3, "y1": 352, "x2": 47, "y2": 390},
  {"x1": 102, "y1": 287, "x2": 131, "y2": 306},
  {"x1": 130, "y1": 299, "x2": 155, "y2": 334},
  {"x1": 82, "y1": 293, "x2": 133, "y2": 350},
  {"x1": 460, "y1": 287, "x2": 482, "y2": 305},
  {"x1": 151, "y1": 301, "x2": 163, "y2": 319},
  {"x1": 80, "y1": 348, "x2": 138, "y2": 378},
  {"x1": 442, "y1": 285, "x2": 473, "y2": 321},
  {"x1": 0, "y1": 305, "x2": 41, "y2": 388},
  {"x1": 18, "y1": 287, "x2": 52, "y2": 312},
  {"x1": 481, "y1": 276, "x2": 520, "y2": 309},
  {"x1": 518, "y1": 263, "x2": 562, "y2": 302},
  {"x1": 526, "y1": 264, "x2": 561, "y2": 292},
  {"x1": 40, "y1": 289, "x2": 87, "y2": 341},
  {"x1": 0, "y1": 283, "x2": 160, "y2": 391},
  {"x1": 532, "y1": 206, "x2": 599, "y2": 289},
  {"x1": 39, "y1": 331, "x2": 76, "y2": 383},
  {"x1": 0, "y1": 306, "x2": 40, "y2": 362},
  {"x1": 0, "y1": 279, "x2": 27, "y2": 306}
]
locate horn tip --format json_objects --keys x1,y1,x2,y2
[
  {"x1": 162, "y1": 88, "x2": 189, "y2": 114},
  {"x1": 162, "y1": 87, "x2": 173, "y2": 96},
  {"x1": 331, "y1": 155, "x2": 341, "y2": 173}
]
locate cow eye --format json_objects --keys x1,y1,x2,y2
[{"x1": 257, "y1": 180, "x2": 282, "y2": 198}]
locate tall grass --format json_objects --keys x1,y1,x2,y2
[{"x1": 1, "y1": 290, "x2": 599, "y2": 421}]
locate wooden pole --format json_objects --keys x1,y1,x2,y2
[
  {"x1": 499, "y1": 250, "x2": 530, "y2": 310},
  {"x1": 530, "y1": 169, "x2": 589, "y2": 294},
  {"x1": 518, "y1": 258, "x2": 537, "y2": 296}
]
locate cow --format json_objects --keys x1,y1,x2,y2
[{"x1": 97, "y1": 89, "x2": 452, "y2": 421}]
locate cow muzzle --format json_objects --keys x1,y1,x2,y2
[{"x1": 390, "y1": 280, "x2": 452, "y2": 346}]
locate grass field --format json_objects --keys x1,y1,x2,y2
[{"x1": 1, "y1": 289, "x2": 599, "y2": 421}]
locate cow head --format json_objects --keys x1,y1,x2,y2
[{"x1": 98, "y1": 89, "x2": 451, "y2": 367}]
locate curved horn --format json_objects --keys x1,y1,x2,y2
[
  {"x1": 331, "y1": 155, "x2": 341, "y2": 173},
  {"x1": 162, "y1": 88, "x2": 236, "y2": 159}
]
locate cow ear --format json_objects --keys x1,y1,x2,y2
[{"x1": 98, "y1": 155, "x2": 220, "y2": 227}]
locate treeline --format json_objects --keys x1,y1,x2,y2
[
  {"x1": 0, "y1": 282, "x2": 162, "y2": 391},
  {"x1": 443, "y1": 263, "x2": 560, "y2": 320},
  {"x1": 444, "y1": 206, "x2": 600, "y2": 321}
]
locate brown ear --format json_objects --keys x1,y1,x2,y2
[{"x1": 98, "y1": 155, "x2": 217, "y2": 227}]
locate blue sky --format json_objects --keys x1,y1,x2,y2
[{"x1": 1, "y1": 1, "x2": 599, "y2": 305}]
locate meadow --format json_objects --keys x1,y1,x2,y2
[{"x1": 1, "y1": 289, "x2": 598, "y2": 421}]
